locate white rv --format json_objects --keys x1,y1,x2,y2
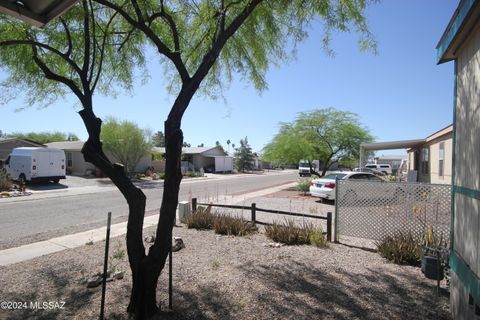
[{"x1": 5, "y1": 147, "x2": 66, "y2": 183}]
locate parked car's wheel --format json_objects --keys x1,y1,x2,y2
[{"x1": 52, "y1": 178, "x2": 60, "y2": 183}]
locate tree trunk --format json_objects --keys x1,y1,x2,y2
[
  {"x1": 126, "y1": 117, "x2": 183, "y2": 319},
  {"x1": 78, "y1": 108, "x2": 150, "y2": 317}
]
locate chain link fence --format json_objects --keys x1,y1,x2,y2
[{"x1": 335, "y1": 180, "x2": 451, "y2": 247}]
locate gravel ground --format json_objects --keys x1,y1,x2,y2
[
  {"x1": 0, "y1": 224, "x2": 450, "y2": 320},
  {"x1": 0, "y1": 189, "x2": 451, "y2": 319}
]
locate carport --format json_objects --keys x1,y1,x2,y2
[{"x1": 359, "y1": 139, "x2": 425, "y2": 168}]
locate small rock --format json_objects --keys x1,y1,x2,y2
[
  {"x1": 86, "y1": 276, "x2": 102, "y2": 288},
  {"x1": 172, "y1": 237, "x2": 185, "y2": 252},
  {"x1": 264, "y1": 242, "x2": 283, "y2": 248},
  {"x1": 145, "y1": 235, "x2": 155, "y2": 243},
  {"x1": 113, "y1": 271, "x2": 124, "y2": 280}
]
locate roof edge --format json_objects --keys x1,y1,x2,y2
[{"x1": 437, "y1": 0, "x2": 479, "y2": 64}]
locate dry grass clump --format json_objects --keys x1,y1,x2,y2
[
  {"x1": 186, "y1": 206, "x2": 215, "y2": 230},
  {"x1": 187, "y1": 206, "x2": 257, "y2": 236},
  {"x1": 265, "y1": 219, "x2": 327, "y2": 247},
  {"x1": 213, "y1": 213, "x2": 257, "y2": 236}
]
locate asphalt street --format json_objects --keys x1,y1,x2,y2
[{"x1": 0, "y1": 171, "x2": 298, "y2": 248}]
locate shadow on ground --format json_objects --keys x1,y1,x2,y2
[
  {"x1": 155, "y1": 260, "x2": 450, "y2": 320},
  {"x1": 2, "y1": 266, "x2": 95, "y2": 320},
  {"x1": 26, "y1": 182, "x2": 68, "y2": 191}
]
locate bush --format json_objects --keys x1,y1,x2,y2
[
  {"x1": 184, "y1": 171, "x2": 202, "y2": 178},
  {"x1": 376, "y1": 231, "x2": 423, "y2": 266},
  {"x1": 213, "y1": 213, "x2": 257, "y2": 236},
  {"x1": 265, "y1": 219, "x2": 324, "y2": 246},
  {"x1": 0, "y1": 170, "x2": 12, "y2": 191},
  {"x1": 296, "y1": 178, "x2": 312, "y2": 195},
  {"x1": 186, "y1": 206, "x2": 215, "y2": 230},
  {"x1": 309, "y1": 227, "x2": 327, "y2": 248}
]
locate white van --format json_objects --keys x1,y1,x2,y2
[
  {"x1": 298, "y1": 160, "x2": 319, "y2": 177},
  {"x1": 365, "y1": 163, "x2": 392, "y2": 175},
  {"x1": 5, "y1": 147, "x2": 66, "y2": 183}
]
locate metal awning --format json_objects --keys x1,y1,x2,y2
[
  {"x1": 360, "y1": 139, "x2": 426, "y2": 151},
  {"x1": 0, "y1": 0, "x2": 78, "y2": 27},
  {"x1": 359, "y1": 139, "x2": 425, "y2": 168}
]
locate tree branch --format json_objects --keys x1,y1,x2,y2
[
  {"x1": 87, "y1": 0, "x2": 97, "y2": 86},
  {"x1": 30, "y1": 46, "x2": 85, "y2": 104},
  {"x1": 0, "y1": 39, "x2": 83, "y2": 76},
  {"x1": 81, "y1": 0, "x2": 91, "y2": 79},
  {"x1": 147, "y1": 0, "x2": 180, "y2": 53},
  {"x1": 92, "y1": 9, "x2": 119, "y2": 92},
  {"x1": 188, "y1": 0, "x2": 263, "y2": 104},
  {"x1": 94, "y1": 0, "x2": 191, "y2": 83},
  {"x1": 59, "y1": 18, "x2": 73, "y2": 57}
]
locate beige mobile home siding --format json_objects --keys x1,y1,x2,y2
[
  {"x1": 428, "y1": 135, "x2": 452, "y2": 184},
  {"x1": 66, "y1": 151, "x2": 95, "y2": 175},
  {"x1": 454, "y1": 22, "x2": 480, "y2": 307}
]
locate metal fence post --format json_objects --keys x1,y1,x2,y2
[
  {"x1": 168, "y1": 238, "x2": 173, "y2": 310},
  {"x1": 100, "y1": 211, "x2": 112, "y2": 320},
  {"x1": 334, "y1": 177, "x2": 339, "y2": 243},
  {"x1": 326, "y1": 212, "x2": 332, "y2": 242},
  {"x1": 251, "y1": 203, "x2": 256, "y2": 223},
  {"x1": 192, "y1": 198, "x2": 197, "y2": 212}
]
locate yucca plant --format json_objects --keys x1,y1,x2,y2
[
  {"x1": 265, "y1": 219, "x2": 319, "y2": 245},
  {"x1": 213, "y1": 213, "x2": 257, "y2": 236},
  {"x1": 186, "y1": 206, "x2": 215, "y2": 230},
  {"x1": 376, "y1": 231, "x2": 423, "y2": 266}
]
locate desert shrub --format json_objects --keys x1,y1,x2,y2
[
  {"x1": 265, "y1": 219, "x2": 318, "y2": 245},
  {"x1": 213, "y1": 213, "x2": 257, "y2": 236},
  {"x1": 186, "y1": 206, "x2": 215, "y2": 230},
  {"x1": 184, "y1": 171, "x2": 202, "y2": 178},
  {"x1": 309, "y1": 227, "x2": 327, "y2": 248},
  {"x1": 376, "y1": 231, "x2": 423, "y2": 266},
  {"x1": 0, "y1": 170, "x2": 12, "y2": 191},
  {"x1": 296, "y1": 178, "x2": 312, "y2": 195}
]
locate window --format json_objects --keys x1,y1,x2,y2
[
  {"x1": 421, "y1": 148, "x2": 429, "y2": 174},
  {"x1": 349, "y1": 173, "x2": 371, "y2": 180},
  {"x1": 66, "y1": 152, "x2": 73, "y2": 167},
  {"x1": 439, "y1": 142, "x2": 445, "y2": 177}
]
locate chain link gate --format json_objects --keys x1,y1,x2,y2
[{"x1": 335, "y1": 180, "x2": 451, "y2": 247}]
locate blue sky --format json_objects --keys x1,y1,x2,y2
[{"x1": 0, "y1": 1, "x2": 459, "y2": 155}]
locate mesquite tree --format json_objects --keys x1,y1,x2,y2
[
  {"x1": 1, "y1": 0, "x2": 376, "y2": 318},
  {"x1": 263, "y1": 108, "x2": 374, "y2": 176}
]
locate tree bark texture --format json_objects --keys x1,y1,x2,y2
[{"x1": 78, "y1": 107, "x2": 151, "y2": 317}]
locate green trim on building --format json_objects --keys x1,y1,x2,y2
[
  {"x1": 437, "y1": 0, "x2": 476, "y2": 63},
  {"x1": 450, "y1": 60, "x2": 457, "y2": 250},
  {"x1": 450, "y1": 251, "x2": 480, "y2": 304},
  {"x1": 453, "y1": 185, "x2": 480, "y2": 200}
]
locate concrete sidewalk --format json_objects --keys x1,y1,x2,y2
[{"x1": 0, "y1": 182, "x2": 297, "y2": 266}]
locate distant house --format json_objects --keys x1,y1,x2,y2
[
  {"x1": 0, "y1": 138, "x2": 44, "y2": 168},
  {"x1": 407, "y1": 125, "x2": 453, "y2": 184},
  {"x1": 374, "y1": 155, "x2": 408, "y2": 174},
  {"x1": 46, "y1": 141, "x2": 152, "y2": 175},
  {"x1": 153, "y1": 146, "x2": 233, "y2": 173}
]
